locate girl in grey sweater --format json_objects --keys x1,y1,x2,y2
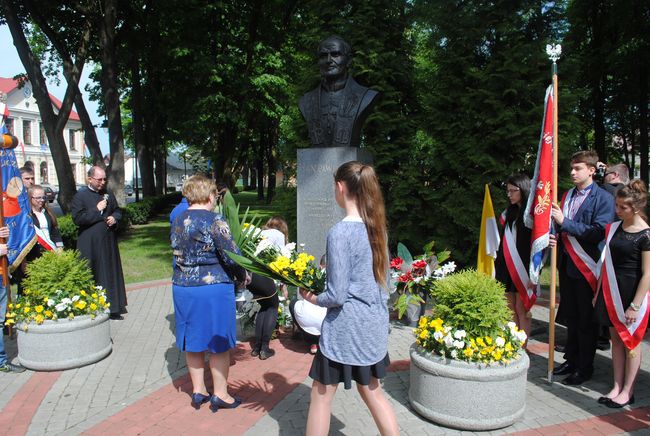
[{"x1": 300, "y1": 161, "x2": 399, "y2": 436}]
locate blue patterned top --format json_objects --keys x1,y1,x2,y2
[{"x1": 171, "y1": 209, "x2": 245, "y2": 286}]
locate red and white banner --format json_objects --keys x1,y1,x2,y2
[
  {"x1": 503, "y1": 223, "x2": 537, "y2": 310},
  {"x1": 524, "y1": 85, "x2": 554, "y2": 285},
  {"x1": 560, "y1": 190, "x2": 600, "y2": 292},
  {"x1": 600, "y1": 221, "x2": 649, "y2": 350}
]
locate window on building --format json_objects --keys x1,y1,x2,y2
[
  {"x1": 69, "y1": 129, "x2": 76, "y2": 151},
  {"x1": 39, "y1": 123, "x2": 47, "y2": 146},
  {"x1": 5, "y1": 118, "x2": 14, "y2": 134},
  {"x1": 40, "y1": 161, "x2": 48, "y2": 184},
  {"x1": 23, "y1": 120, "x2": 31, "y2": 145}
]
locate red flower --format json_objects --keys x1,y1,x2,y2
[
  {"x1": 412, "y1": 260, "x2": 427, "y2": 270},
  {"x1": 390, "y1": 257, "x2": 404, "y2": 270},
  {"x1": 398, "y1": 271, "x2": 413, "y2": 283}
]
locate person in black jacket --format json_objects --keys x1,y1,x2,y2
[
  {"x1": 494, "y1": 174, "x2": 533, "y2": 340},
  {"x1": 27, "y1": 185, "x2": 64, "y2": 256}
]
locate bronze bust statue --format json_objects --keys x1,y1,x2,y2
[{"x1": 299, "y1": 36, "x2": 379, "y2": 147}]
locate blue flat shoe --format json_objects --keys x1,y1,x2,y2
[
  {"x1": 210, "y1": 395, "x2": 242, "y2": 412},
  {"x1": 191, "y1": 392, "x2": 211, "y2": 409}
]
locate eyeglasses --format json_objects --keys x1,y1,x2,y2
[
  {"x1": 604, "y1": 172, "x2": 615, "y2": 177},
  {"x1": 91, "y1": 177, "x2": 107, "y2": 181}
]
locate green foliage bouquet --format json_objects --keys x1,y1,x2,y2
[
  {"x1": 5, "y1": 250, "x2": 110, "y2": 327},
  {"x1": 221, "y1": 192, "x2": 326, "y2": 293},
  {"x1": 413, "y1": 269, "x2": 527, "y2": 364}
]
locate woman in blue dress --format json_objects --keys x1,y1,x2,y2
[{"x1": 170, "y1": 175, "x2": 248, "y2": 412}]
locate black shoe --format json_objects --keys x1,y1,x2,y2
[
  {"x1": 596, "y1": 341, "x2": 611, "y2": 351},
  {"x1": 604, "y1": 395, "x2": 635, "y2": 408},
  {"x1": 259, "y1": 349, "x2": 275, "y2": 360},
  {"x1": 553, "y1": 361, "x2": 576, "y2": 376},
  {"x1": 597, "y1": 396, "x2": 611, "y2": 404},
  {"x1": 109, "y1": 314, "x2": 124, "y2": 320},
  {"x1": 562, "y1": 371, "x2": 592, "y2": 386},
  {"x1": 250, "y1": 348, "x2": 260, "y2": 357},
  {"x1": 554, "y1": 344, "x2": 566, "y2": 353}
]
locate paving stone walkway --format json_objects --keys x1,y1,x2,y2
[{"x1": 1, "y1": 281, "x2": 650, "y2": 435}]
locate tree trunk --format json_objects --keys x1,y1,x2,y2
[
  {"x1": 637, "y1": 65, "x2": 649, "y2": 183},
  {"x1": 3, "y1": 0, "x2": 77, "y2": 212},
  {"x1": 98, "y1": 0, "x2": 125, "y2": 206}
]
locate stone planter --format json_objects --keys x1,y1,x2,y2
[
  {"x1": 409, "y1": 343, "x2": 529, "y2": 431},
  {"x1": 17, "y1": 313, "x2": 112, "y2": 371}
]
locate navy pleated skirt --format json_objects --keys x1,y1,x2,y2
[{"x1": 172, "y1": 282, "x2": 236, "y2": 353}]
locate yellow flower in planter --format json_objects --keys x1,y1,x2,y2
[
  {"x1": 23, "y1": 307, "x2": 31, "y2": 314},
  {"x1": 90, "y1": 303, "x2": 98, "y2": 311},
  {"x1": 35, "y1": 305, "x2": 44, "y2": 313},
  {"x1": 35, "y1": 315, "x2": 45, "y2": 324},
  {"x1": 74, "y1": 300, "x2": 87, "y2": 310},
  {"x1": 80, "y1": 290, "x2": 87, "y2": 297},
  {"x1": 44, "y1": 310, "x2": 53, "y2": 318},
  {"x1": 419, "y1": 329, "x2": 429, "y2": 339}
]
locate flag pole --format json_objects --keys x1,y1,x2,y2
[{"x1": 546, "y1": 44, "x2": 561, "y2": 383}]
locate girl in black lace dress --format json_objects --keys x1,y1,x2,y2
[{"x1": 594, "y1": 180, "x2": 650, "y2": 408}]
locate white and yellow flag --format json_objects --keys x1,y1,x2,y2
[{"x1": 477, "y1": 184, "x2": 500, "y2": 277}]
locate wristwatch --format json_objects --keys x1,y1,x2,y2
[{"x1": 629, "y1": 302, "x2": 641, "y2": 311}]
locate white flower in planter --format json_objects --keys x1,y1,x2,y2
[
  {"x1": 453, "y1": 329, "x2": 466, "y2": 339},
  {"x1": 495, "y1": 336, "x2": 506, "y2": 347},
  {"x1": 453, "y1": 340, "x2": 465, "y2": 349}
]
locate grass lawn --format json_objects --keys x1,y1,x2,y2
[
  {"x1": 118, "y1": 192, "x2": 281, "y2": 284},
  {"x1": 119, "y1": 215, "x2": 173, "y2": 284}
]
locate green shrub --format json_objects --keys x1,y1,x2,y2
[
  {"x1": 430, "y1": 269, "x2": 511, "y2": 339},
  {"x1": 23, "y1": 250, "x2": 96, "y2": 295},
  {"x1": 57, "y1": 215, "x2": 78, "y2": 248}
]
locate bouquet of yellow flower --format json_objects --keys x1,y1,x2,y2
[
  {"x1": 4, "y1": 250, "x2": 111, "y2": 327},
  {"x1": 221, "y1": 193, "x2": 326, "y2": 293}
]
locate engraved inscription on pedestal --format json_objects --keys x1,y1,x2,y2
[{"x1": 297, "y1": 148, "x2": 373, "y2": 259}]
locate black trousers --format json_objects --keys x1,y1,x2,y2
[
  {"x1": 559, "y1": 267, "x2": 598, "y2": 375},
  {"x1": 249, "y1": 274, "x2": 278, "y2": 351}
]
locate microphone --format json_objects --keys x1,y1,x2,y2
[{"x1": 100, "y1": 193, "x2": 109, "y2": 215}]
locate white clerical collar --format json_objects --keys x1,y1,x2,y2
[
  {"x1": 87, "y1": 185, "x2": 98, "y2": 193},
  {"x1": 342, "y1": 216, "x2": 363, "y2": 223}
]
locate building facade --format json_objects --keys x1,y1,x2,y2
[{"x1": 0, "y1": 77, "x2": 86, "y2": 189}]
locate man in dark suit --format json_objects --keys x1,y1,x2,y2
[{"x1": 550, "y1": 150, "x2": 616, "y2": 385}]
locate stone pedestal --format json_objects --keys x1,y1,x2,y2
[{"x1": 297, "y1": 148, "x2": 373, "y2": 259}]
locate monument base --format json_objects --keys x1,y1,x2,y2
[{"x1": 297, "y1": 148, "x2": 373, "y2": 259}]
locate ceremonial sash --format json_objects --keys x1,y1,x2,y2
[
  {"x1": 560, "y1": 189, "x2": 600, "y2": 292},
  {"x1": 502, "y1": 222, "x2": 537, "y2": 311},
  {"x1": 600, "y1": 221, "x2": 650, "y2": 350},
  {"x1": 34, "y1": 225, "x2": 56, "y2": 251}
]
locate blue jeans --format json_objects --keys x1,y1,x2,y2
[{"x1": 0, "y1": 283, "x2": 6, "y2": 366}]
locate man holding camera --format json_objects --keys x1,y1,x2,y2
[{"x1": 597, "y1": 162, "x2": 629, "y2": 196}]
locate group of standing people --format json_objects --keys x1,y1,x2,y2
[
  {"x1": 495, "y1": 150, "x2": 649, "y2": 408},
  {"x1": 169, "y1": 162, "x2": 399, "y2": 435}
]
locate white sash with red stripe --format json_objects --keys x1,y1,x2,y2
[
  {"x1": 600, "y1": 221, "x2": 650, "y2": 350},
  {"x1": 502, "y1": 222, "x2": 537, "y2": 311},
  {"x1": 561, "y1": 189, "x2": 600, "y2": 293},
  {"x1": 34, "y1": 225, "x2": 56, "y2": 251}
]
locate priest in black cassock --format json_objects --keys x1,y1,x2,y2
[{"x1": 71, "y1": 166, "x2": 127, "y2": 320}]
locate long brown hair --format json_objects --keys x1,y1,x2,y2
[
  {"x1": 28, "y1": 185, "x2": 58, "y2": 228},
  {"x1": 334, "y1": 161, "x2": 388, "y2": 287}
]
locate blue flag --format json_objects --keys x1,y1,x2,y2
[{"x1": 1, "y1": 110, "x2": 36, "y2": 271}]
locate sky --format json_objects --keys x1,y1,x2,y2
[{"x1": 0, "y1": 25, "x2": 110, "y2": 154}]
